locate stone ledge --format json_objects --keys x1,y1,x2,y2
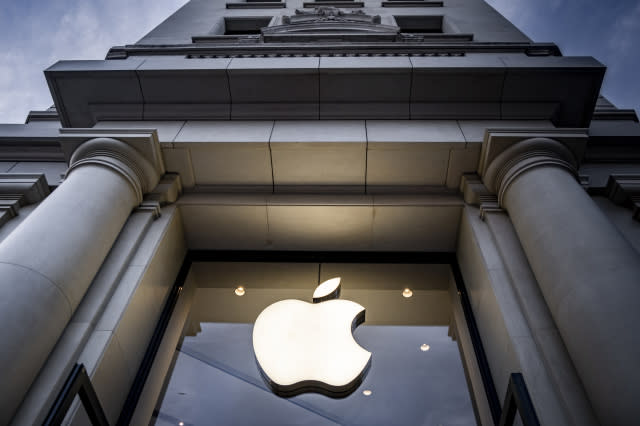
[
  {"x1": 226, "y1": 2, "x2": 286, "y2": 8},
  {"x1": 45, "y1": 54, "x2": 604, "y2": 127}
]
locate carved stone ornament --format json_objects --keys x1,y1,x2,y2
[
  {"x1": 264, "y1": 7, "x2": 397, "y2": 37},
  {"x1": 282, "y1": 7, "x2": 381, "y2": 25}
]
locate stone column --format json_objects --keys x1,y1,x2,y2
[
  {"x1": 483, "y1": 138, "x2": 640, "y2": 426},
  {"x1": 0, "y1": 138, "x2": 160, "y2": 423}
]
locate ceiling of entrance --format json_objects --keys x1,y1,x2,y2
[
  {"x1": 186, "y1": 261, "x2": 454, "y2": 330},
  {"x1": 178, "y1": 193, "x2": 463, "y2": 251}
]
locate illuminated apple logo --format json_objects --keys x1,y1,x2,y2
[{"x1": 252, "y1": 277, "x2": 371, "y2": 398}]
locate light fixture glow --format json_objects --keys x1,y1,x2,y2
[
  {"x1": 420, "y1": 344, "x2": 430, "y2": 352},
  {"x1": 252, "y1": 277, "x2": 371, "y2": 397},
  {"x1": 234, "y1": 286, "x2": 245, "y2": 296},
  {"x1": 179, "y1": 422, "x2": 184, "y2": 426},
  {"x1": 362, "y1": 389, "x2": 372, "y2": 396},
  {"x1": 402, "y1": 288, "x2": 413, "y2": 298}
]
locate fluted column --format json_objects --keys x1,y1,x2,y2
[
  {"x1": 484, "y1": 138, "x2": 640, "y2": 426},
  {"x1": 0, "y1": 138, "x2": 160, "y2": 422}
]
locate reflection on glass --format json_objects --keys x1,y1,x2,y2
[{"x1": 152, "y1": 324, "x2": 476, "y2": 426}]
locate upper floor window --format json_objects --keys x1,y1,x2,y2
[
  {"x1": 394, "y1": 15, "x2": 443, "y2": 33},
  {"x1": 224, "y1": 16, "x2": 273, "y2": 35}
]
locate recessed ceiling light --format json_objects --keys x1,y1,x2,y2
[
  {"x1": 362, "y1": 389, "x2": 372, "y2": 396},
  {"x1": 179, "y1": 422, "x2": 184, "y2": 426},
  {"x1": 235, "y1": 286, "x2": 245, "y2": 296},
  {"x1": 402, "y1": 288, "x2": 413, "y2": 298},
  {"x1": 420, "y1": 344, "x2": 430, "y2": 352}
]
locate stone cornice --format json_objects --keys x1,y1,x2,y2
[
  {"x1": 0, "y1": 174, "x2": 50, "y2": 227},
  {"x1": 0, "y1": 127, "x2": 166, "y2": 171},
  {"x1": 68, "y1": 138, "x2": 161, "y2": 203},
  {"x1": 106, "y1": 42, "x2": 562, "y2": 59},
  {"x1": 605, "y1": 174, "x2": 640, "y2": 221},
  {"x1": 46, "y1": 55, "x2": 603, "y2": 126},
  {"x1": 483, "y1": 138, "x2": 578, "y2": 206}
]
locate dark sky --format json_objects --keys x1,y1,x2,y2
[
  {"x1": 0, "y1": 0, "x2": 638, "y2": 123},
  {"x1": 486, "y1": 0, "x2": 640, "y2": 114}
]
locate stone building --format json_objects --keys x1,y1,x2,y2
[{"x1": 0, "y1": 0, "x2": 639, "y2": 424}]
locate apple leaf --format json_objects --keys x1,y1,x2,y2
[{"x1": 313, "y1": 277, "x2": 341, "y2": 303}]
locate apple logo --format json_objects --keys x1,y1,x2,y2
[{"x1": 252, "y1": 277, "x2": 371, "y2": 398}]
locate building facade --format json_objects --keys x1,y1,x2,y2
[{"x1": 1, "y1": 0, "x2": 639, "y2": 424}]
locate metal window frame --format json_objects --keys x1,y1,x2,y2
[
  {"x1": 43, "y1": 363, "x2": 109, "y2": 426},
  {"x1": 498, "y1": 373, "x2": 541, "y2": 426}
]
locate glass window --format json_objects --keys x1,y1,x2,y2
[{"x1": 152, "y1": 262, "x2": 477, "y2": 426}]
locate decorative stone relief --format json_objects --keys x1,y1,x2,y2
[
  {"x1": 282, "y1": 7, "x2": 381, "y2": 25},
  {"x1": 263, "y1": 7, "x2": 396, "y2": 36}
]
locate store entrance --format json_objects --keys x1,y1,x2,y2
[{"x1": 150, "y1": 256, "x2": 478, "y2": 425}]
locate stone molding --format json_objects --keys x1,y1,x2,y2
[
  {"x1": 144, "y1": 173, "x2": 183, "y2": 206},
  {"x1": 478, "y1": 195, "x2": 503, "y2": 220},
  {"x1": 0, "y1": 173, "x2": 50, "y2": 227},
  {"x1": 134, "y1": 173, "x2": 184, "y2": 219},
  {"x1": 460, "y1": 173, "x2": 489, "y2": 205},
  {"x1": 135, "y1": 200, "x2": 163, "y2": 219},
  {"x1": 605, "y1": 174, "x2": 640, "y2": 221},
  {"x1": 483, "y1": 138, "x2": 578, "y2": 206},
  {"x1": 459, "y1": 173, "x2": 504, "y2": 218},
  {"x1": 68, "y1": 138, "x2": 161, "y2": 203}
]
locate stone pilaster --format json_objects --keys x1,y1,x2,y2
[
  {"x1": 0, "y1": 138, "x2": 160, "y2": 423},
  {"x1": 483, "y1": 137, "x2": 640, "y2": 426}
]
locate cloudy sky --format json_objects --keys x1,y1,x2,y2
[{"x1": 0, "y1": 0, "x2": 638, "y2": 123}]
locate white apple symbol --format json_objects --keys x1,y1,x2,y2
[{"x1": 252, "y1": 277, "x2": 371, "y2": 397}]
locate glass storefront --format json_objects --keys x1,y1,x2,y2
[{"x1": 152, "y1": 262, "x2": 477, "y2": 426}]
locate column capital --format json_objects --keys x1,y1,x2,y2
[
  {"x1": 68, "y1": 137, "x2": 161, "y2": 203},
  {"x1": 483, "y1": 137, "x2": 578, "y2": 206}
]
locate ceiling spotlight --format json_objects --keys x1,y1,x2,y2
[
  {"x1": 362, "y1": 389, "x2": 372, "y2": 396},
  {"x1": 420, "y1": 344, "x2": 430, "y2": 352},
  {"x1": 179, "y1": 422, "x2": 184, "y2": 426},
  {"x1": 402, "y1": 288, "x2": 413, "y2": 298},
  {"x1": 235, "y1": 286, "x2": 246, "y2": 296}
]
